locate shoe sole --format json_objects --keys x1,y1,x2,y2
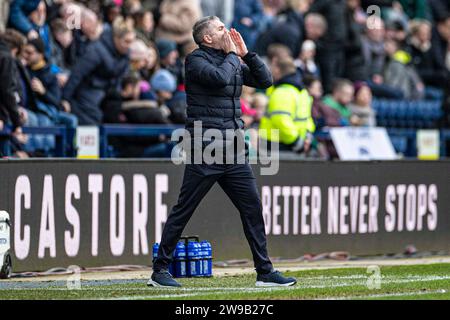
[
  {"x1": 147, "y1": 279, "x2": 181, "y2": 288},
  {"x1": 255, "y1": 280, "x2": 297, "y2": 287}
]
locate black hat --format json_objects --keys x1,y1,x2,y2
[{"x1": 28, "y1": 37, "x2": 46, "y2": 55}]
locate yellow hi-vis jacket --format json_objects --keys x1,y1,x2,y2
[{"x1": 259, "y1": 84, "x2": 315, "y2": 145}]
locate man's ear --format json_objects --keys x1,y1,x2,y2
[{"x1": 203, "y1": 34, "x2": 212, "y2": 44}]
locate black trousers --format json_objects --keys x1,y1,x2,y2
[{"x1": 153, "y1": 162, "x2": 274, "y2": 274}]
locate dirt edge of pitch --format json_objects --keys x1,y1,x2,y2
[{"x1": 6, "y1": 255, "x2": 450, "y2": 283}]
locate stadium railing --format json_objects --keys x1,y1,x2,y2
[
  {"x1": 0, "y1": 126, "x2": 69, "y2": 157},
  {"x1": 1, "y1": 125, "x2": 449, "y2": 159}
]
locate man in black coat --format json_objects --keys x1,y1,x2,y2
[
  {"x1": 149, "y1": 16, "x2": 297, "y2": 288},
  {"x1": 310, "y1": 0, "x2": 348, "y2": 93},
  {"x1": 62, "y1": 23, "x2": 134, "y2": 125},
  {"x1": 0, "y1": 33, "x2": 27, "y2": 156}
]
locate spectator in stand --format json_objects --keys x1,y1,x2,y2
[
  {"x1": 24, "y1": 37, "x2": 77, "y2": 128},
  {"x1": 132, "y1": 9, "x2": 155, "y2": 45},
  {"x1": 431, "y1": 15, "x2": 450, "y2": 81},
  {"x1": 7, "y1": 0, "x2": 41, "y2": 39},
  {"x1": 295, "y1": 40, "x2": 320, "y2": 79},
  {"x1": 361, "y1": 16, "x2": 386, "y2": 83},
  {"x1": 303, "y1": 75, "x2": 342, "y2": 129},
  {"x1": 62, "y1": 18, "x2": 135, "y2": 125},
  {"x1": 385, "y1": 18, "x2": 409, "y2": 48},
  {"x1": 200, "y1": 0, "x2": 235, "y2": 28},
  {"x1": 361, "y1": 15, "x2": 405, "y2": 99},
  {"x1": 348, "y1": 81, "x2": 377, "y2": 127},
  {"x1": 102, "y1": 0, "x2": 122, "y2": 29},
  {"x1": 259, "y1": 56, "x2": 315, "y2": 154},
  {"x1": 231, "y1": 0, "x2": 265, "y2": 50},
  {"x1": 431, "y1": 14, "x2": 450, "y2": 126},
  {"x1": 155, "y1": 0, "x2": 202, "y2": 51},
  {"x1": 409, "y1": 19, "x2": 448, "y2": 89},
  {"x1": 50, "y1": 18, "x2": 73, "y2": 87},
  {"x1": 68, "y1": 8, "x2": 102, "y2": 67},
  {"x1": 129, "y1": 39, "x2": 151, "y2": 74},
  {"x1": 266, "y1": 43, "x2": 292, "y2": 64},
  {"x1": 344, "y1": 0, "x2": 369, "y2": 82},
  {"x1": 303, "y1": 75, "x2": 342, "y2": 159},
  {"x1": 150, "y1": 68, "x2": 177, "y2": 116},
  {"x1": 322, "y1": 78, "x2": 359, "y2": 125},
  {"x1": 310, "y1": 0, "x2": 348, "y2": 93},
  {"x1": 0, "y1": 29, "x2": 28, "y2": 157},
  {"x1": 303, "y1": 12, "x2": 328, "y2": 45},
  {"x1": 28, "y1": 1, "x2": 54, "y2": 62},
  {"x1": 383, "y1": 38, "x2": 425, "y2": 100},
  {"x1": 255, "y1": 0, "x2": 311, "y2": 57},
  {"x1": 102, "y1": 73, "x2": 171, "y2": 125},
  {"x1": 4, "y1": 29, "x2": 56, "y2": 155},
  {"x1": 156, "y1": 38, "x2": 184, "y2": 87},
  {"x1": 108, "y1": 72, "x2": 174, "y2": 158}
]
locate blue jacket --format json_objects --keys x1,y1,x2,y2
[
  {"x1": 231, "y1": 0, "x2": 265, "y2": 49},
  {"x1": 184, "y1": 45, "x2": 272, "y2": 134},
  {"x1": 63, "y1": 29, "x2": 130, "y2": 125},
  {"x1": 8, "y1": 0, "x2": 41, "y2": 34}
]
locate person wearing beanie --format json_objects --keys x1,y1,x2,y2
[
  {"x1": 150, "y1": 69, "x2": 177, "y2": 103},
  {"x1": 156, "y1": 38, "x2": 184, "y2": 87}
]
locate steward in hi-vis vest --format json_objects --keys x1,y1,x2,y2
[{"x1": 259, "y1": 58, "x2": 315, "y2": 152}]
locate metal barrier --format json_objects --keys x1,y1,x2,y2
[
  {"x1": 100, "y1": 124, "x2": 184, "y2": 158},
  {"x1": 0, "y1": 126, "x2": 69, "y2": 157},
  {"x1": 1, "y1": 125, "x2": 450, "y2": 158}
]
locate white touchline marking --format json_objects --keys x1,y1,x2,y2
[
  {"x1": 4, "y1": 274, "x2": 450, "y2": 297},
  {"x1": 324, "y1": 289, "x2": 448, "y2": 300}
]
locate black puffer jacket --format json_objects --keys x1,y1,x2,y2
[
  {"x1": 63, "y1": 29, "x2": 130, "y2": 125},
  {"x1": 185, "y1": 45, "x2": 272, "y2": 134}
]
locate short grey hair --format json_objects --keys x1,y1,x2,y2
[{"x1": 192, "y1": 16, "x2": 219, "y2": 45}]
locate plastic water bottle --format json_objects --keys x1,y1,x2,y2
[
  {"x1": 201, "y1": 240, "x2": 213, "y2": 277},
  {"x1": 152, "y1": 243, "x2": 159, "y2": 261},
  {"x1": 187, "y1": 241, "x2": 202, "y2": 277},
  {"x1": 173, "y1": 242, "x2": 187, "y2": 278}
]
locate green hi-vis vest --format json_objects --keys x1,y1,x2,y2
[{"x1": 259, "y1": 84, "x2": 316, "y2": 145}]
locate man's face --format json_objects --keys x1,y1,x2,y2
[
  {"x1": 203, "y1": 19, "x2": 227, "y2": 49},
  {"x1": 23, "y1": 44, "x2": 42, "y2": 66},
  {"x1": 305, "y1": 19, "x2": 325, "y2": 41},
  {"x1": 335, "y1": 85, "x2": 354, "y2": 106},
  {"x1": 114, "y1": 32, "x2": 136, "y2": 55},
  {"x1": 81, "y1": 14, "x2": 99, "y2": 39},
  {"x1": 307, "y1": 80, "x2": 323, "y2": 99},
  {"x1": 55, "y1": 30, "x2": 73, "y2": 48}
]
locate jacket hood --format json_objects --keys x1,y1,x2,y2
[{"x1": 274, "y1": 71, "x2": 303, "y2": 90}]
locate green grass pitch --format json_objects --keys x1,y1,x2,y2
[{"x1": 1, "y1": 263, "x2": 449, "y2": 300}]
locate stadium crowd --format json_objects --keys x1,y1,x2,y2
[{"x1": 0, "y1": 0, "x2": 449, "y2": 159}]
